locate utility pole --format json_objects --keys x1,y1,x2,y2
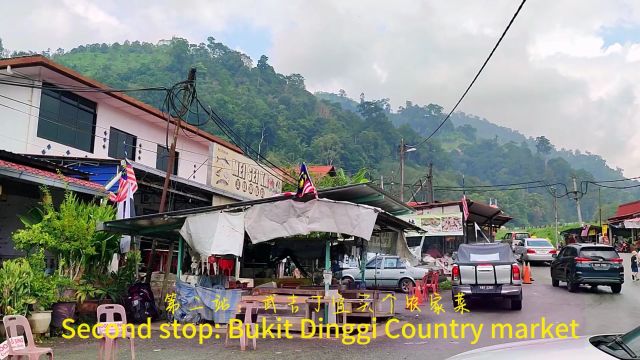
[
  {"x1": 399, "y1": 138, "x2": 405, "y2": 202},
  {"x1": 159, "y1": 68, "x2": 197, "y2": 213},
  {"x1": 551, "y1": 186, "x2": 559, "y2": 246},
  {"x1": 572, "y1": 176, "x2": 583, "y2": 224},
  {"x1": 380, "y1": 175, "x2": 384, "y2": 190},
  {"x1": 426, "y1": 162, "x2": 434, "y2": 203},
  {"x1": 398, "y1": 138, "x2": 416, "y2": 203},
  {"x1": 146, "y1": 68, "x2": 196, "y2": 286},
  {"x1": 598, "y1": 188, "x2": 602, "y2": 228}
]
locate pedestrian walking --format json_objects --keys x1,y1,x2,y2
[{"x1": 631, "y1": 251, "x2": 638, "y2": 281}]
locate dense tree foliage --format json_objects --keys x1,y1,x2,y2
[{"x1": 5, "y1": 36, "x2": 633, "y2": 227}]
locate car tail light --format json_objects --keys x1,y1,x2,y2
[
  {"x1": 452, "y1": 265, "x2": 460, "y2": 282},
  {"x1": 609, "y1": 258, "x2": 623, "y2": 263},
  {"x1": 549, "y1": 249, "x2": 557, "y2": 254},
  {"x1": 512, "y1": 264, "x2": 521, "y2": 281},
  {"x1": 526, "y1": 248, "x2": 536, "y2": 254},
  {"x1": 575, "y1": 257, "x2": 593, "y2": 263}
]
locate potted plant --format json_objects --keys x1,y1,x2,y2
[
  {"x1": 12, "y1": 188, "x2": 119, "y2": 327},
  {"x1": 50, "y1": 280, "x2": 77, "y2": 330},
  {"x1": 75, "y1": 281, "x2": 106, "y2": 318},
  {"x1": 26, "y1": 251, "x2": 57, "y2": 334},
  {"x1": 0, "y1": 258, "x2": 36, "y2": 337}
]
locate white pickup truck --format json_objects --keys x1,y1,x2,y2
[{"x1": 451, "y1": 243, "x2": 523, "y2": 310}]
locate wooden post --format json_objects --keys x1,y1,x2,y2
[
  {"x1": 144, "y1": 239, "x2": 157, "y2": 284},
  {"x1": 177, "y1": 236, "x2": 183, "y2": 279},
  {"x1": 160, "y1": 241, "x2": 175, "y2": 312}
]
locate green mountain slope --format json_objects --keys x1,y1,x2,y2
[{"x1": 5, "y1": 37, "x2": 637, "y2": 227}]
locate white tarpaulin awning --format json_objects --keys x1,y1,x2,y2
[
  {"x1": 624, "y1": 217, "x2": 640, "y2": 229},
  {"x1": 245, "y1": 198, "x2": 379, "y2": 243},
  {"x1": 179, "y1": 211, "x2": 245, "y2": 257}
]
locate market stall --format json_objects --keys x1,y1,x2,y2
[{"x1": 99, "y1": 184, "x2": 421, "y2": 327}]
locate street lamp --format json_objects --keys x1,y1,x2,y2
[{"x1": 399, "y1": 138, "x2": 416, "y2": 202}]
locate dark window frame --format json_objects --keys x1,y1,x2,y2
[
  {"x1": 156, "y1": 145, "x2": 179, "y2": 175},
  {"x1": 108, "y1": 127, "x2": 137, "y2": 161},
  {"x1": 36, "y1": 82, "x2": 97, "y2": 152}
]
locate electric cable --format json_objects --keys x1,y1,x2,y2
[{"x1": 415, "y1": 0, "x2": 527, "y2": 148}]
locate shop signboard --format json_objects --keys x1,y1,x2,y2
[
  {"x1": 404, "y1": 213, "x2": 464, "y2": 236},
  {"x1": 209, "y1": 144, "x2": 283, "y2": 199}
]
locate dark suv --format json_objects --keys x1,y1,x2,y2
[{"x1": 550, "y1": 243, "x2": 624, "y2": 293}]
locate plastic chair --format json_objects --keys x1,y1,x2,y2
[
  {"x1": 405, "y1": 282, "x2": 424, "y2": 308},
  {"x1": 225, "y1": 302, "x2": 257, "y2": 351},
  {"x1": 2, "y1": 315, "x2": 53, "y2": 359},
  {"x1": 423, "y1": 271, "x2": 440, "y2": 296},
  {"x1": 96, "y1": 304, "x2": 135, "y2": 360}
]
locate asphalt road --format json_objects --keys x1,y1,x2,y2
[{"x1": 47, "y1": 254, "x2": 640, "y2": 360}]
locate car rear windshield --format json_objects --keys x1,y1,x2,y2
[
  {"x1": 526, "y1": 240, "x2": 552, "y2": 247},
  {"x1": 514, "y1": 233, "x2": 529, "y2": 240},
  {"x1": 578, "y1": 247, "x2": 619, "y2": 260}
]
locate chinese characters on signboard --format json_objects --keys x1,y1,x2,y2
[{"x1": 209, "y1": 144, "x2": 282, "y2": 199}]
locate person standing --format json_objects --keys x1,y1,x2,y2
[{"x1": 631, "y1": 251, "x2": 638, "y2": 281}]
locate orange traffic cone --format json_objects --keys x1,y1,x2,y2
[
  {"x1": 522, "y1": 263, "x2": 532, "y2": 284},
  {"x1": 528, "y1": 263, "x2": 534, "y2": 282}
]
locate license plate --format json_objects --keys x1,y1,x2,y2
[
  {"x1": 592, "y1": 263, "x2": 610, "y2": 270},
  {"x1": 475, "y1": 285, "x2": 498, "y2": 293}
]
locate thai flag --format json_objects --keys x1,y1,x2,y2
[
  {"x1": 296, "y1": 163, "x2": 317, "y2": 198},
  {"x1": 461, "y1": 194, "x2": 469, "y2": 221}
]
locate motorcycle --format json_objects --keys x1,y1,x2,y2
[{"x1": 615, "y1": 241, "x2": 630, "y2": 253}]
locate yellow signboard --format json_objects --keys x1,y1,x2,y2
[{"x1": 209, "y1": 144, "x2": 283, "y2": 200}]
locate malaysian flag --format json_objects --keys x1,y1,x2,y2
[
  {"x1": 461, "y1": 194, "x2": 469, "y2": 221},
  {"x1": 108, "y1": 161, "x2": 137, "y2": 253},
  {"x1": 108, "y1": 162, "x2": 138, "y2": 203},
  {"x1": 296, "y1": 163, "x2": 317, "y2": 198}
]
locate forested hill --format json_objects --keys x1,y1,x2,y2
[{"x1": 4, "y1": 37, "x2": 639, "y2": 227}]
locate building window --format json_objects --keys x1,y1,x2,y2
[
  {"x1": 37, "y1": 82, "x2": 97, "y2": 152},
  {"x1": 156, "y1": 145, "x2": 178, "y2": 175},
  {"x1": 108, "y1": 127, "x2": 136, "y2": 160}
]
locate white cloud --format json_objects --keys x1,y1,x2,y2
[{"x1": 3, "y1": 0, "x2": 640, "y2": 176}]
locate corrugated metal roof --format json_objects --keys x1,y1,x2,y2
[
  {"x1": 0, "y1": 159, "x2": 105, "y2": 194},
  {"x1": 609, "y1": 200, "x2": 640, "y2": 222}
]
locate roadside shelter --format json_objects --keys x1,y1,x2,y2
[
  {"x1": 608, "y1": 200, "x2": 640, "y2": 248},
  {"x1": 98, "y1": 183, "x2": 422, "y2": 305}
]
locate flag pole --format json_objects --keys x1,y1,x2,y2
[{"x1": 462, "y1": 174, "x2": 467, "y2": 244}]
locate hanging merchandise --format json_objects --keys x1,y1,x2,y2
[{"x1": 218, "y1": 258, "x2": 234, "y2": 276}]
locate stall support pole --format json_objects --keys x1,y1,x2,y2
[
  {"x1": 177, "y1": 236, "x2": 183, "y2": 279},
  {"x1": 160, "y1": 240, "x2": 175, "y2": 313},
  {"x1": 324, "y1": 238, "x2": 330, "y2": 324},
  {"x1": 360, "y1": 239, "x2": 366, "y2": 283},
  {"x1": 144, "y1": 239, "x2": 158, "y2": 284}
]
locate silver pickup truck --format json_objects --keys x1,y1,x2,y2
[{"x1": 451, "y1": 243, "x2": 523, "y2": 310}]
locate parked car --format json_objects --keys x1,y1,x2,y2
[
  {"x1": 451, "y1": 243, "x2": 522, "y2": 310},
  {"x1": 501, "y1": 231, "x2": 531, "y2": 243},
  {"x1": 447, "y1": 324, "x2": 640, "y2": 359},
  {"x1": 513, "y1": 238, "x2": 557, "y2": 264},
  {"x1": 336, "y1": 255, "x2": 430, "y2": 293},
  {"x1": 550, "y1": 243, "x2": 624, "y2": 293}
]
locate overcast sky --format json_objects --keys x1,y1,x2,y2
[{"x1": 2, "y1": 0, "x2": 640, "y2": 176}]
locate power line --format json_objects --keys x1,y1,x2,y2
[
  {"x1": 0, "y1": 80, "x2": 297, "y2": 187},
  {"x1": 434, "y1": 182, "x2": 565, "y2": 193},
  {"x1": 0, "y1": 94, "x2": 211, "y2": 161},
  {"x1": 415, "y1": 0, "x2": 527, "y2": 148},
  {"x1": 0, "y1": 71, "x2": 167, "y2": 93},
  {"x1": 435, "y1": 178, "x2": 544, "y2": 189},
  {"x1": 194, "y1": 97, "x2": 298, "y2": 185}
]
